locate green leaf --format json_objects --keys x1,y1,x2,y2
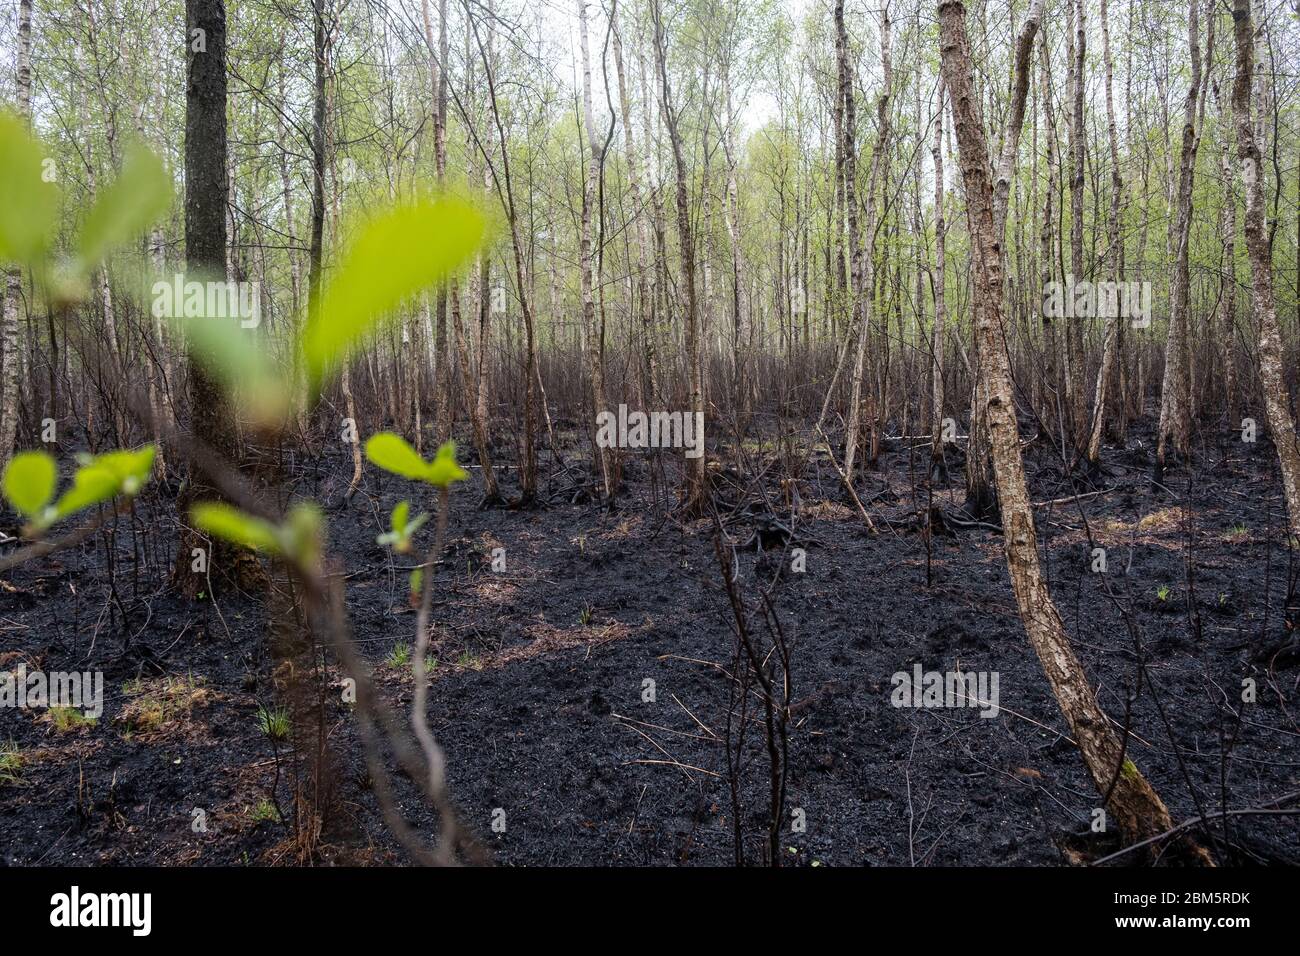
[
  {"x1": 0, "y1": 111, "x2": 59, "y2": 265},
  {"x1": 409, "y1": 568, "x2": 423, "y2": 596},
  {"x1": 77, "y1": 143, "x2": 171, "y2": 270},
  {"x1": 1, "y1": 450, "x2": 57, "y2": 518},
  {"x1": 391, "y1": 500, "x2": 410, "y2": 536},
  {"x1": 191, "y1": 502, "x2": 281, "y2": 554},
  {"x1": 164, "y1": 302, "x2": 289, "y2": 425},
  {"x1": 365, "y1": 432, "x2": 429, "y2": 481},
  {"x1": 281, "y1": 503, "x2": 324, "y2": 569},
  {"x1": 302, "y1": 196, "x2": 486, "y2": 395},
  {"x1": 91, "y1": 445, "x2": 155, "y2": 495},
  {"x1": 51, "y1": 466, "x2": 119, "y2": 521},
  {"x1": 426, "y1": 441, "x2": 468, "y2": 487}
]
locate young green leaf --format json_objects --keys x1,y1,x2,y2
[
  {"x1": 426, "y1": 441, "x2": 468, "y2": 487},
  {"x1": 77, "y1": 143, "x2": 171, "y2": 271},
  {"x1": 90, "y1": 446, "x2": 156, "y2": 495},
  {"x1": 391, "y1": 500, "x2": 410, "y2": 536},
  {"x1": 165, "y1": 309, "x2": 289, "y2": 426},
  {"x1": 1, "y1": 450, "x2": 57, "y2": 519},
  {"x1": 302, "y1": 196, "x2": 486, "y2": 395},
  {"x1": 191, "y1": 502, "x2": 282, "y2": 554},
  {"x1": 0, "y1": 112, "x2": 59, "y2": 266},
  {"x1": 365, "y1": 432, "x2": 429, "y2": 481},
  {"x1": 50, "y1": 465, "x2": 120, "y2": 521},
  {"x1": 281, "y1": 503, "x2": 324, "y2": 570}
]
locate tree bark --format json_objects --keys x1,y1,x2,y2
[
  {"x1": 1064, "y1": 0, "x2": 1086, "y2": 451},
  {"x1": 930, "y1": 76, "x2": 947, "y2": 479},
  {"x1": 938, "y1": 0, "x2": 1206, "y2": 858},
  {"x1": 176, "y1": 0, "x2": 264, "y2": 594},
  {"x1": 1086, "y1": 0, "x2": 1125, "y2": 465},
  {"x1": 0, "y1": 0, "x2": 33, "y2": 467},
  {"x1": 611, "y1": 4, "x2": 658, "y2": 407},
  {"x1": 578, "y1": 0, "x2": 613, "y2": 498},
  {"x1": 1231, "y1": 0, "x2": 1300, "y2": 538},
  {"x1": 651, "y1": 0, "x2": 705, "y2": 513},
  {"x1": 1157, "y1": 0, "x2": 1209, "y2": 470}
]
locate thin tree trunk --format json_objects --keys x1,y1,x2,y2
[
  {"x1": 1064, "y1": 0, "x2": 1086, "y2": 451},
  {"x1": 0, "y1": 0, "x2": 33, "y2": 466},
  {"x1": 1086, "y1": 0, "x2": 1124, "y2": 464},
  {"x1": 1231, "y1": 0, "x2": 1300, "y2": 537},
  {"x1": 578, "y1": 0, "x2": 612, "y2": 498},
  {"x1": 471, "y1": 3, "x2": 538, "y2": 502},
  {"x1": 177, "y1": 0, "x2": 263, "y2": 593},
  {"x1": 938, "y1": 0, "x2": 1208, "y2": 859},
  {"x1": 930, "y1": 77, "x2": 948, "y2": 479},
  {"x1": 1215, "y1": 82, "x2": 1239, "y2": 422},
  {"x1": 651, "y1": 0, "x2": 705, "y2": 512},
  {"x1": 611, "y1": 4, "x2": 658, "y2": 407},
  {"x1": 1157, "y1": 0, "x2": 1209, "y2": 471}
]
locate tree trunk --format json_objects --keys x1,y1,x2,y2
[
  {"x1": 651, "y1": 0, "x2": 705, "y2": 513},
  {"x1": 1156, "y1": 0, "x2": 1208, "y2": 471},
  {"x1": 1086, "y1": 0, "x2": 1124, "y2": 465},
  {"x1": 930, "y1": 76, "x2": 947, "y2": 479},
  {"x1": 473, "y1": 2, "x2": 538, "y2": 503},
  {"x1": 176, "y1": 0, "x2": 264, "y2": 594},
  {"x1": 938, "y1": 0, "x2": 1207, "y2": 859},
  {"x1": 611, "y1": 4, "x2": 658, "y2": 408},
  {"x1": 578, "y1": 0, "x2": 612, "y2": 498},
  {"x1": 1064, "y1": 0, "x2": 1086, "y2": 451},
  {"x1": 841, "y1": 1, "x2": 888, "y2": 482},
  {"x1": 1231, "y1": 0, "x2": 1300, "y2": 538},
  {"x1": 0, "y1": 0, "x2": 33, "y2": 467},
  {"x1": 1215, "y1": 82, "x2": 1239, "y2": 423}
]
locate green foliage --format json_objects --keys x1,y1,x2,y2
[
  {"x1": 0, "y1": 114, "x2": 170, "y2": 292},
  {"x1": 191, "y1": 502, "x2": 281, "y2": 555},
  {"x1": 257, "y1": 704, "x2": 291, "y2": 742},
  {"x1": 364, "y1": 432, "x2": 431, "y2": 481},
  {"x1": 190, "y1": 501, "x2": 324, "y2": 570},
  {"x1": 376, "y1": 499, "x2": 429, "y2": 554},
  {"x1": 302, "y1": 196, "x2": 486, "y2": 397},
  {"x1": 1, "y1": 450, "x2": 57, "y2": 519},
  {"x1": 50, "y1": 466, "x2": 121, "y2": 522},
  {"x1": 0, "y1": 120, "x2": 485, "y2": 438},
  {"x1": 77, "y1": 446, "x2": 155, "y2": 496},
  {"x1": 426, "y1": 441, "x2": 470, "y2": 487},
  {"x1": 250, "y1": 799, "x2": 282, "y2": 824},
  {"x1": 47, "y1": 706, "x2": 96, "y2": 733},
  {"x1": 365, "y1": 433, "x2": 468, "y2": 488},
  {"x1": 387, "y1": 641, "x2": 412, "y2": 668},
  {"x1": 76, "y1": 142, "x2": 172, "y2": 270},
  {"x1": 1, "y1": 445, "x2": 155, "y2": 533},
  {"x1": 0, "y1": 112, "x2": 59, "y2": 266},
  {"x1": 0, "y1": 740, "x2": 22, "y2": 785},
  {"x1": 166, "y1": 310, "x2": 289, "y2": 427}
]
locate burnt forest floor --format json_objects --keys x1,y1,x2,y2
[{"x1": 2, "y1": 412, "x2": 1299, "y2": 867}]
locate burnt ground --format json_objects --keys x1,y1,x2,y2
[{"x1": 2, "y1": 416, "x2": 1299, "y2": 867}]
